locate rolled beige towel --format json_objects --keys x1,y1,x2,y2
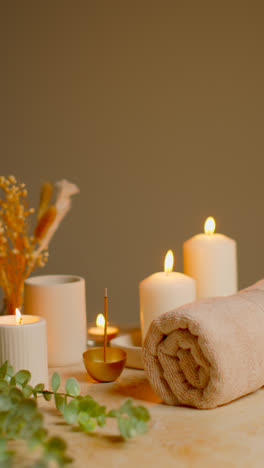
[{"x1": 142, "y1": 280, "x2": 264, "y2": 409}]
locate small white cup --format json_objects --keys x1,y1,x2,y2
[{"x1": 24, "y1": 275, "x2": 87, "y2": 366}]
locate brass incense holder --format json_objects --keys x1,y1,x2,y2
[
  {"x1": 83, "y1": 347, "x2": 126, "y2": 382},
  {"x1": 83, "y1": 288, "x2": 127, "y2": 382}
]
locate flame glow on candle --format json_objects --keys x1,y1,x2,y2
[
  {"x1": 204, "y1": 217, "x2": 216, "y2": 235},
  {"x1": 164, "y1": 250, "x2": 174, "y2": 273},
  {"x1": 96, "y1": 313, "x2": 105, "y2": 328},
  {"x1": 15, "y1": 308, "x2": 22, "y2": 325}
]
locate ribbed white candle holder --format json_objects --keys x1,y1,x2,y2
[{"x1": 0, "y1": 315, "x2": 48, "y2": 388}]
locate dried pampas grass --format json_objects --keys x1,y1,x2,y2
[{"x1": 0, "y1": 176, "x2": 79, "y2": 314}]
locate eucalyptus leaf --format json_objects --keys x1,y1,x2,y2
[
  {"x1": 30, "y1": 412, "x2": 44, "y2": 433},
  {"x1": 47, "y1": 436, "x2": 67, "y2": 451},
  {"x1": 118, "y1": 415, "x2": 148, "y2": 439},
  {"x1": 15, "y1": 370, "x2": 31, "y2": 387},
  {"x1": 133, "y1": 406, "x2": 150, "y2": 422},
  {"x1": 133, "y1": 418, "x2": 148, "y2": 435},
  {"x1": 51, "y1": 373, "x2": 60, "y2": 393},
  {"x1": 0, "y1": 412, "x2": 8, "y2": 429},
  {"x1": 79, "y1": 397, "x2": 97, "y2": 413},
  {"x1": 28, "y1": 428, "x2": 47, "y2": 450},
  {"x1": 118, "y1": 417, "x2": 135, "y2": 439},
  {"x1": 78, "y1": 412, "x2": 96, "y2": 432},
  {"x1": 3, "y1": 412, "x2": 24, "y2": 436},
  {"x1": 44, "y1": 436, "x2": 68, "y2": 464},
  {"x1": 9, "y1": 387, "x2": 24, "y2": 403},
  {"x1": 54, "y1": 393, "x2": 66, "y2": 412},
  {"x1": 65, "y1": 377, "x2": 80, "y2": 397},
  {"x1": 107, "y1": 409, "x2": 119, "y2": 418},
  {"x1": 0, "y1": 394, "x2": 12, "y2": 411},
  {"x1": 6, "y1": 364, "x2": 14, "y2": 378},
  {"x1": 33, "y1": 428, "x2": 48, "y2": 443},
  {"x1": 42, "y1": 391, "x2": 52, "y2": 402},
  {"x1": 63, "y1": 400, "x2": 79, "y2": 424},
  {"x1": 0, "y1": 361, "x2": 8, "y2": 379},
  {"x1": 23, "y1": 385, "x2": 34, "y2": 398},
  {"x1": 0, "y1": 380, "x2": 8, "y2": 392},
  {"x1": 120, "y1": 399, "x2": 133, "y2": 415},
  {"x1": 97, "y1": 414, "x2": 106, "y2": 427},
  {"x1": 0, "y1": 443, "x2": 14, "y2": 465},
  {"x1": 34, "y1": 384, "x2": 45, "y2": 393},
  {"x1": 0, "y1": 438, "x2": 7, "y2": 452},
  {"x1": 9, "y1": 376, "x2": 16, "y2": 387},
  {"x1": 17, "y1": 399, "x2": 37, "y2": 421},
  {"x1": 79, "y1": 397, "x2": 97, "y2": 415}
]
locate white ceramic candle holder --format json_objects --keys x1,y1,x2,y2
[
  {"x1": 24, "y1": 275, "x2": 87, "y2": 367},
  {"x1": 0, "y1": 315, "x2": 48, "y2": 387}
]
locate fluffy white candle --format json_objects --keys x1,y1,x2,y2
[
  {"x1": 139, "y1": 251, "x2": 196, "y2": 340},
  {"x1": 0, "y1": 311, "x2": 48, "y2": 387},
  {"x1": 183, "y1": 217, "x2": 238, "y2": 299}
]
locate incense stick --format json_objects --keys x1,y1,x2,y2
[{"x1": 104, "y1": 288, "x2": 108, "y2": 362}]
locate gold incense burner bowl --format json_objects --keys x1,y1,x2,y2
[{"x1": 83, "y1": 347, "x2": 127, "y2": 382}]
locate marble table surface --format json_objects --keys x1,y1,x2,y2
[{"x1": 19, "y1": 362, "x2": 264, "y2": 467}]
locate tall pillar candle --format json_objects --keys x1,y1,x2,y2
[
  {"x1": 183, "y1": 217, "x2": 237, "y2": 299},
  {"x1": 0, "y1": 311, "x2": 48, "y2": 387},
  {"x1": 139, "y1": 250, "x2": 196, "y2": 340}
]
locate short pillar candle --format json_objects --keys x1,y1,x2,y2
[
  {"x1": 139, "y1": 250, "x2": 196, "y2": 340},
  {"x1": 0, "y1": 311, "x2": 48, "y2": 387}
]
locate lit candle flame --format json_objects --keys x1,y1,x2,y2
[
  {"x1": 16, "y1": 308, "x2": 22, "y2": 325},
  {"x1": 96, "y1": 313, "x2": 105, "y2": 328},
  {"x1": 164, "y1": 250, "x2": 174, "y2": 273},
  {"x1": 204, "y1": 216, "x2": 216, "y2": 234}
]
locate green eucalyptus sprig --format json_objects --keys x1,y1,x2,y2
[
  {"x1": 0, "y1": 363, "x2": 70, "y2": 467},
  {"x1": 0, "y1": 361, "x2": 151, "y2": 467},
  {"x1": 39, "y1": 372, "x2": 150, "y2": 440}
]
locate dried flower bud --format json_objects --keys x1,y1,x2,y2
[
  {"x1": 8, "y1": 175, "x2": 16, "y2": 183},
  {"x1": 37, "y1": 182, "x2": 53, "y2": 221},
  {"x1": 37, "y1": 258, "x2": 45, "y2": 267},
  {"x1": 34, "y1": 206, "x2": 57, "y2": 242}
]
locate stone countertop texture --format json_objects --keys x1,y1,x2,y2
[{"x1": 16, "y1": 363, "x2": 264, "y2": 467}]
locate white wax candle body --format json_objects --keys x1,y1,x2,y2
[
  {"x1": 139, "y1": 272, "x2": 196, "y2": 340},
  {"x1": 24, "y1": 275, "x2": 87, "y2": 367},
  {"x1": 183, "y1": 233, "x2": 237, "y2": 299},
  {"x1": 0, "y1": 315, "x2": 48, "y2": 387}
]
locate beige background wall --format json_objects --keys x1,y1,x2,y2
[{"x1": 1, "y1": 1, "x2": 264, "y2": 324}]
